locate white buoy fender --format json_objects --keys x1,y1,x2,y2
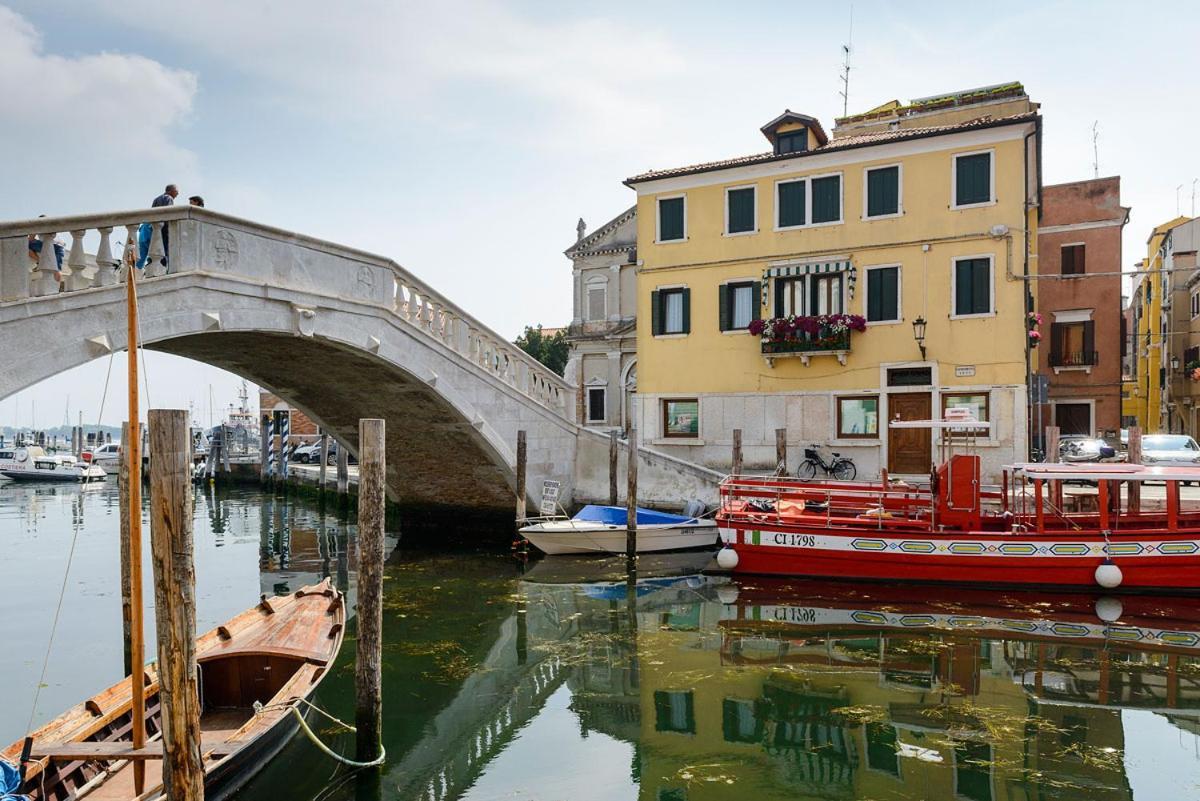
[
  {"x1": 716, "y1": 547, "x2": 739, "y2": 570},
  {"x1": 715, "y1": 585, "x2": 740, "y2": 605},
  {"x1": 1094, "y1": 559, "x2": 1123, "y2": 589},
  {"x1": 1094, "y1": 596, "x2": 1124, "y2": 623}
]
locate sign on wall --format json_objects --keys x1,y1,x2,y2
[{"x1": 955, "y1": 365, "x2": 976, "y2": 378}]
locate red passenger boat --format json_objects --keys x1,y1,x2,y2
[{"x1": 716, "y1": 419, "x2": 1200, "y2": 591}]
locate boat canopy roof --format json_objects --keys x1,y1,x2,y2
[
  {"x1": 573, "y1": 505, "x2": 700, "y2": 526},
  {"x1": 1012, "y1": 462, "x2": 1200, "y2": 482}
]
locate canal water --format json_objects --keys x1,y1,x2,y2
[{"x1": 3, "y1": 480, "x2": 1200, "y2": 800}]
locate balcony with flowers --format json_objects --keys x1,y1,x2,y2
[{"x1": 749, "y1": 314, "x2": 867, "y2": 367}]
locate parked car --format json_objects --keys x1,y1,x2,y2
[
  {"x1": 1058, "y1": 436, "x2": 1122, "y2": 463},
  {"x1": 291, "y1": 441, "x2": 322, "y2": 463},
  {"x1": 1141, "y1": 434, "x2": 1200, "y2": 468}
]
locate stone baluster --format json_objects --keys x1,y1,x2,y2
[
  {"x1": 94, "y1": 227, "x2": 118, "y2": 287},
  {"x1": 393, "y1": 282, "x2": 407, "y2": 314},
  {"x1": 408, "y1": 291, "x2": 423, "y2": 325},
  {"x1": 122, "y1": 224, "x2": 139, "y2": 282},
  {"x1": 429, "y1": 302, "x2": 443, "y2": 336},
  {"x1": 66, "y1": 230, "x2": 90, "y2": 291},
  {"x1": 146, "y1": 222, "x2": 166, "y2": 277},
  {"x1": 31, "y1": 232, "x2": 59, "y2": 297}
]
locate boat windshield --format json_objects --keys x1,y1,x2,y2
[{"x1": 1144, "y1": 435, "x2": 1199, "y2": 451}]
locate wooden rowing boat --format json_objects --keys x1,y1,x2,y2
[{"x1": 4, "y1": 579, "x2": 345, "y2": 801}]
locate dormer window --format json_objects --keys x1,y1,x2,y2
[{"x1": 776, "y1": 130, "x2": 808, "y2": 155}]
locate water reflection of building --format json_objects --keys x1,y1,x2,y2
[{"x1": 519, "y1": 575, "x2": 1200, "y2": 801}]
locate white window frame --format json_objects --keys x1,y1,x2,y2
[
  {"x1": 723, "y1": 184, "x2": 758, "y2": 237},
  {"x1": 585, "y1": 385, "x2": 608, "y2": 424},
  {"x1": 773, "y1": 172, "x2": 844, "y2": 231},
  {"x1": 862, "y1": 264, "x2": 903, "y2": 325},
  {"x1": 1060, "y1": 241, "x2": 1086, "y2": 277},
  {"x1": 862, "y1": 163, "x2": 904, "y2": 220},
  {"x1": 950, "y1": 254, "x2": 995, "y2": 320},
  {"x1": 584, "y1": 276, "x2": 608, "y2": 322},
  {"x1": 654, "y1": 282, "x2": 689, "y2": 338},
  {"x1": 950, "y1": 148, "x2": 996, "y2": 210},
  {"x1": 1191, "y1": 289, "x2": 1200, "y2": 320},
  {"x1": 655, "y1": 193, "x2": 687, "y2": 244},
  {"x1": 721, "y1": 277, "x2": 758, "y2": 334}
]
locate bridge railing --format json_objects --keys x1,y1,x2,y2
[{"x1": 0, "y1": 207, "x2": 573, "y2": 421}]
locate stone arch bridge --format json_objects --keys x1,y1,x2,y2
[{"x1": 0, "y1": 207, "x2": 718, "y2": 513}]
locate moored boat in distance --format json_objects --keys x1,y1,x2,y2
[
  {"x1": 3, "y1": 579, "x2": 345, "y2": 801},
  {"x1": 520, "y1": 504, "x2": 718, "y2": 555},
  {"x1": 0, "y1": 445, "x2": 106, "y2": 482},
  {"x1": 716, "y1": 417, "x2": 1200, "y2": 592}
]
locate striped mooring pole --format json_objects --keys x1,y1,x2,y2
[{"x1": 279, "y1": 412, "x2": 291, "y2": 480}]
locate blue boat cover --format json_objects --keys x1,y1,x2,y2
[
  {"x1": 573, "y1": 505, "x2": 697, "y2": 526},
  {"x1": 1, "y1": 757, "x2": 30, "y2": 801}
]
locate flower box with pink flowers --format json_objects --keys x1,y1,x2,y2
[{"x1": 749, "y1": 314, "x2": 866, "y2": 366}]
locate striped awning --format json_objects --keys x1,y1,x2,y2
[{"x1": 764, "y1": 260, "x2": 851, "y2": 278}]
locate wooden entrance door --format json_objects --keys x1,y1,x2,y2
[
  {"x1": 1054, "y1": 402, "x2": 1091, "y2": 436},
  {"x1": 888, "y1": 392, "x2": 932, "y2": 475}
]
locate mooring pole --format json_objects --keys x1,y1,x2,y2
[
  {"x1": 515, "y1": 430, "x2": 527, "y2": 528},
  {"x1": 118, "y1": 421, "x2": 134, "y2": 677},
  {"x1": 337, "y1": 442, "x2": 350, "y2": 507},
  {"x1": 125, "y1": 257, "x2": 146, "y2": 795},
  {"x1": 1128, "y1": 426, "x2": 1143, "y2": 514},
  {"x1": 319, "y1": 431, "x2": 329, "y2": 497},
  {"x1": 148, "y1": 409, "x2": 204, "y2": 801},
  {"x1": 355, "y1": 418, "x2": 386, "y2": 764},
  {"x1": 775, "y1": 428, "x2": 787, "y2": 476},
  {"x1": 626, "y1": 426, "x2": 638, "y2": 559},
  {"x1": 732, "y1": 429, "x2": 743, "y2": 476},
  {"x1": 609, "y1": 429, "x2": 619, "y2": 506}
]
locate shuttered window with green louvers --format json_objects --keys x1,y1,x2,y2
[
  {"x1": 811, "y1": 175, "x2": 841, "y2": 223},
  {"x1": 866, "y1": 166, "x2": 900, "y2": 217},
  {"x1": 866, "y1": 266, "x2": 899, "y2": 322},
  {"x1": 955, "y1": 152, "x2": 991, "y2": 206},
  {"x1": 777, "y1": 180, "x2": 806, "y2": 228},
  {"x1": 954, "y1": 258, "x2": 992, "y2": 316},
  {"x1": 658, "y1": 197, "x2": 685, "y2": 241},
  {"x1": 652, "y1": 287, "x2": 690, "y2": 335},
  {"x1": 719, "y1": 281, "x2": 761, "y2": 330},
  {"x1": 726, "y1": 187, "x2": 755, "y2": 234}
]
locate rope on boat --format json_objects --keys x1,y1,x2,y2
[{"x1": 252, "y1": 699, "x2": 385, "y2": 768}]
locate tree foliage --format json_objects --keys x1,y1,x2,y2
[{"x1": 514, "y1": 325, "x2": 569, "y2": 376}]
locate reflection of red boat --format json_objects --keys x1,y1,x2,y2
[{"x1": 716, "y1": 419, "x2": 1200, "y2": 591}]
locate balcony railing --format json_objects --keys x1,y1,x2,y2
[
  {"x1": 1050, "y1": 351, "x2": 1098, "y2": 368},
  {"x1": 762, "y1": 329, "x2": 852, "y2": 367}
]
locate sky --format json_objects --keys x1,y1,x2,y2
[{"x1": 3, "y1": 0, "x2": 1200, "y2": 427}]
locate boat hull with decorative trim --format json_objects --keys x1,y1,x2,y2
[{"x1": 521, "y1": 504, "x2": 718, "y2": 555}]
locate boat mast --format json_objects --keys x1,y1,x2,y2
[{"x1": 126, "y1": 259, "x2": 146, "y2": 794}]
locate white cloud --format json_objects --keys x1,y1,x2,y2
[{"x1": 0, "y1": 5, "x2": 199, "y2": 215}]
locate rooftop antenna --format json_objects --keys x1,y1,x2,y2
[
  {"x1": 1091, "y1": 121, "x2": 1099, "y2": 178},
  {"x1": 838, "y1": 6, "x2": 853, "y2": 118}
]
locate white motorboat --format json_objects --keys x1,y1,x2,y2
[
  {"x1": 0, "y1": 445, "x2": 107, "y2": 482},
  {"x1": 520, "y1": 504, "x2": 718, "y2": 555}
]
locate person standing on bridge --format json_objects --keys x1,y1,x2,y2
[{"x1": 137, "y1": 184, "x2": 177, "y2": 269}]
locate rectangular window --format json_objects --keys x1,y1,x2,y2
[
  {"x1": 943, "y1": 392, "x2": 989, "y2": 437},
  {"x1": 888, "y1": 367, "x2": 932, "y2": 386},
  {"x1": 811, "y1": 175, "x2": 842, "y2": 223},
  {"x1": 866, "y1": 165, "x2": 900, "y2": 218},
  {"x1": 722, "y1": 699, "x2": 762, "y2": 744},
  {"x1": 586, "y1": 387, "x2": 606, "y2": 423},
  {"x1": 777, "y1": 180, "x2": 806, "y2": 228},
  {"x1": 1191, "y1": 290, "x2": 1199, "y2": 319},
  {"x1": 657, "y1": 196, "x2": 685, "y2": 242},
  {"x1": 651, "y1": 287, "x2": 690, "y2": 335},
  {"x1": 720, "y1": 281, "x2": 759, "y2": 331},
  {"x1": 726, "y1": 186, "x2": 756, "y2": 234},
  {"x1": 837, "y1": 396, "x2": 879, "y2": 438},
  {"x1": 653, "y1": 690, "x2": 695, "y2": 734},
  {"x1": 777, "y1": 130, "x2": 807, "y2": 154},
  {"x1": 953, "y1": 257, "x2": 992, "y2": 317},
  {"x1": 586, "y1": 285, "x2": 606, "y2": 321},
  {"x1": 955, "y1": 740, "x2": 993, "y2": 801},
  {"x1": 662, "y1": 399, "x2": 699, "y2": 438},
  {"x1": 866, "y1": 723, "x2": 900, "y2": 776},
  {"x1": 811, "y1": 273, "x2": 843, "y2": 315},
  {"x1": 866, "y1": 266, "x2": 900, "y2": 322},
  {"x1": 954, "y1": 151, "x2": 992, "y2": 207},
  {"x1": 1049, "y1": 320, "x2": 1096, "y2": 367},
  {"x1": 776, "y1": 276, "x2": 804, "y2": 316},
  {"x1": 1061, "y1": 244, "x2": 1085, "y2": 275}
]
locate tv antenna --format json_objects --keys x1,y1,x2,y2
[
  {"x1": 838, "y1": 6, "x2": 853, "y2": 118},
  {"x1": 1091, "y1": 121, "x2": 1099, "y2": 178}
]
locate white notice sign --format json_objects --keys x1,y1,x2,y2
[
  {"x1": 955, "y1": 365, "x2": 976, "y2": 378},
  {"x1": 539, "y1": 480, "x2": 561, "y2": 516}
]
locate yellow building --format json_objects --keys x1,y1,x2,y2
[
  {"x1": 1129, "y1": 216, "x2": 1191, "y2": 431},
  {"x1": 625, "y1": 83, "x2": 1042, "y2": 481}
]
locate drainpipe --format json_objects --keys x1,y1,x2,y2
[{"x1": 1022, "y1": 124, "x2": 1037, "y2": 460}]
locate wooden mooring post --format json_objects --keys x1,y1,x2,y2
[
  {"x1": 355, "y1": 418, "x2": 386, "y2": 764},
  {"x1": 732, "y1": 429, "x2": 743, "y2": 476},
  {"x1": 515, "y1": 430, "x2": 527, "y2": 529},
  {"x1": 259, "y1": 416, "x2": 269, "y2": 485},
  {"x1": 626, "y1": 427, "x2": 638, "y2": 559},
  {"x1": 1128, "y1": 426, "x2": 1142, "y2": 514},
  {"x1": 336, "y1": 442, "x2": 350, "y2": 508},
  {"x1": 118, "y1": 421, "x2": 134, "y2": 677},
  {"x1": 1044, "y1": 426, "x2": 1062, "y2": 509},
  {"x1": 148, "y1": 409, "x2": 204, "y2": 801},
  {"x1": 319, "y1": 431, "x2": 329, "y2": 497},
  {"x1": 609, "y1": 429, "x2": 619, "y2": 506},
  {"x1": 775, "y1": 428, "x2": 787, "y2": 476}
]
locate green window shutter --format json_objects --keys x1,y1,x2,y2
[
  {"x1": 774, "y1": 278, "x2": 786, "y2": 316},
  {"x1": 955, "y1": 153, "x2": 991, "y2": 205},
  {"x1": 651, "y1": 290, "x2": 662, "y2": 335},
  {"x1": 955, "y1": 261, "x2": 971, "y2": 315},
  {"x1": 867, "y1": 166, "x2": 899, "y2": 217},
  {"x1": 751, "y1": 281, "x2": 762, "y2": 319},
  {"x1": 1049, "y1": 322, "x2": 1063, "y2": 364},
  {"x1": 727, "y1": 188, "x2": 755, "y2": 233},
  {"x1": 718, "y1": 284, "x2": 730, "y2": 331},
  {"x1": 681, "y1": 288, "x2": 691, "y2": 333},
  {"x1": 867, "y1": 269, "x2": 882, "y2": 321},
  {"x1": 972, "y1": 259, "x2": 990, "y2": 313},
  {"x1": 1083, "y1": 320, "x2": 1096, "y2": 360},
  {"x1": 659, "y1": 197, "x2": 685, "y2": 241},
  {"x1": 778, "y1": 181, "x2": 806, "y2": 227},
  {"x1": 811, "y1": 176, "x2": 841, "y2": 223}
]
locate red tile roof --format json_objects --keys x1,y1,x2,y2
[{"x1": 624, "y1": 112, "x2": 1039, "y2": 186}]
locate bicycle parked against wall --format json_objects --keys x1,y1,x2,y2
[{"x1": 797, "y1": 443, "x2": 857, "y2": 481}]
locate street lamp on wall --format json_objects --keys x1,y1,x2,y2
[{"x1": 912, "y1": 316, "x2": 927, "y2": 361}]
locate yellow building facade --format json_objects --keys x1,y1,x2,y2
[{"x1": 626, "y1": 84, "x2": 1041, "y2": 480}]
